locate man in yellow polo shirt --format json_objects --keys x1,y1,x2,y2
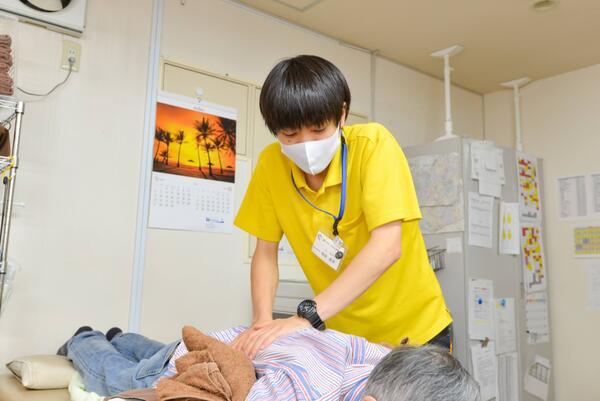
[{"x1": 232, "y1": 55, "x2": 452, "y2": 358}]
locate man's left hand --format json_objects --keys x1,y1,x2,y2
[{"x1": 233, "y1": 316, "x2": 311, "y2": 359}]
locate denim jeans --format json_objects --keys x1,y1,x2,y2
[{"x1": 67, "y1": 330, "x2": 180, "y2": 396}]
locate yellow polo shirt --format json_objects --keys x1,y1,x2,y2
[{"x1": 235, "y1": 123, "x2": 452, "y2": 345}]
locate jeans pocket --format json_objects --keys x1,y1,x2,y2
[{"x1": 136, "y1": 340, "x2": 181, "y2": 380}]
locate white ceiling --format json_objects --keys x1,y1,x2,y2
[{"x1": 237, "y1": 0, "x2": 600, "y2": 94}]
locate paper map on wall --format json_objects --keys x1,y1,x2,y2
[
  {"x1": 521, "y1": 225, "x2": 547, "y2": 293},
  {"x1": 517, "y1": 153, "x2": 542, "y2": 222},
  {"x1": 408, "y1": 153, "x2": 464, "y2": 234}
]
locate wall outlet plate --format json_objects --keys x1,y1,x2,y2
[{"x1": 61, "y1": 40, "x2": 81, "y2": 72}]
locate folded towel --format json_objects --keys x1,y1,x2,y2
[
  {"x1": 108, "y1": 388, "x2": 159, "y2": 401},
  {"x1": 156, "y1": 326, "x2": 255, "y2": 401},
  {"x1": 0, "y1": 35, "x2": 12, "y2": 46}
]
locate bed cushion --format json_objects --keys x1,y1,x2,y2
[
  {"x1": 6, "y1": 354, "x2": 76, "y2": 389},
  {"x1": 0, "y1": 374, "x2": 70, "y2": 401}
]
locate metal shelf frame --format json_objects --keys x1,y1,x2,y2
[{"x1": 0, "y1": 97, "x2": 24, "y2": 314}]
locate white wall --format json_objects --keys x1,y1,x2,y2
[
  {"x1": 0, "y1": 0, "x2": 484, "y2": 364},
  {"x1": 375, "y1": 57, "x2": 483, "y2": 146},
  {"x1": 485, "y1": 64, "x2": 600, "y2": 401},
  {"x1": 0, "y1": 0, "x2": 153, "y2": 366},
  {"x1": 161, "y1": 0, "x2": 483, "y2": 146}
]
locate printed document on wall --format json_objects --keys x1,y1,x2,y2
[
  {"x1": 499, "y1": 202, "x2": 520, "y2": 255},
  {"x1": 585, "y1": 260, "x2": 600, "y2": 310},
  {"x1": 573, "y1": 226, "x2": 600, "y2": 257},
  {"x1": 446, "y1": 237, "x2": 463, "y2": 254},
  {"x1": 471, "y1": 141, "x2": 505, "y2": 198},
  {"x1": 557, "y1": 175, "x2": 587, "y2": 220},
  {"x1": 521, "y1": 225, "x2": 547, "y2": 293},
  {"x1": 493, "y1": 298, "x2": 517, "y2": 354},
  {"x1": 524, "y1": 355, "x2": 551, "y2": 401},
  {"x1": 278, "y1": 235, "x2": 300, "y2": 266},
  {"x1": 525, "y1": 292, "x2": 550, "y2": 344},
  {"x1": 468, "y1": 278, "x2": 494, "y2": 340},
  {"x1": 498, "y1": 353, "x2": 519, "y2": 401},
  {"x1": 468, "y1": 192, "x2": 494, "y2": 249},
  {"x1": 149, "y1": 92, "x2": 238, "y2": 233},
  {"x1": 589, "y1": 172, "x2": 600, "y2": 217},
  {"x1": 517, "y1": 153, "x2": 542, "y2": 222},
  {"x1": 470, "y1": 343, "x2": 498, "y2": 401}
]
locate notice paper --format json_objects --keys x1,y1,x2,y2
[
  {"x1": 557, "y1": 175, "x2": 587, "y2": 219},
  {"x1": 499, "y1": 202, "x2": 520, "y2": 255},
  {"x1": 468, "y1": 192, "x2": 494, "y2": 249},
  {"x1": 525, "y1": 292, "x2": 550, "y2": 344},
  {"x1": 470, "y1": 342, "x2": 498, "y2": 401},
  {"x1": 524, "y1": 355, "x2": 551, "y2": 401},
  {"x1": 590, "y1": 172, "x2": 600, "y2": 216},
  {"x1": 471, "y1": 141, "x2": 505, "y2": 198},
  {"x1": 498, "y1": 353, "x2": 519, "y2": 401},
  {"x1": 521, "y1": 225, "x2": 547, "y2": 293},
  {"x1": 573, "y1": 226, "x2": 600, "y2": 257},
  {"x1": 586, "y1": 260, "x2": 600, "y2": 310},
  {"x1": 468, "y1": 278, "x2": 495, "y2": 340},
  {"x1": 278, "y1": 235, "x2": 300, "y2": 266},
  {"x1": 517, "y1": 153, "x2": 542, "y2": 222},
  {"x1": 446, "y1": 237, "x2": 463, "y2": 254},
  {"x1": 493, "y1": 298, "x2": 517, "y2": 354}
]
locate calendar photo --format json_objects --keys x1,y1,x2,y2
[
  {"x1": 148, "y1": 93, "x2": 238, "y2": 233},
  {"x1": 153, "y1": 97, "x2": 236, "y2": 183}
]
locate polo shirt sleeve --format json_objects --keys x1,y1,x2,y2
[
  {"x1": 360, "y1": 125, "x2": 422, "y2": 232},
  {"x1": 234, "y1": 150, "x2": 283, "y2": 242}
]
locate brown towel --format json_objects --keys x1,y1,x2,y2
[
  {"x1": 156, "y1": 326, "x2": 255, "y2": 401},
  {"x1": 108, "y1": 388, "x2": 159, "y2": 401},
  {"x1": 0, "y1": 125, "x2": 10, "y2": 157},
  {"x1": 0, "y1": 54, "x2": 12, "y2": 65}
]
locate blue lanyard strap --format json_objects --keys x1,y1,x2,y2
[{"x1": 290, "y1": 135, "x2": 348, "y2": 236}]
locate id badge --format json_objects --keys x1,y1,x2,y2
[{"x1": 311, "y1": 230, "x2": 347, "y2": 271}]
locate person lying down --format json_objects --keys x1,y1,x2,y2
[{"x1": 57, "y1": 325, "x2": 480, "y2": 401}]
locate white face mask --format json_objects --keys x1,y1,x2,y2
[{"x1": 280, "y1": 127, "x2": 341, "y2": 175}]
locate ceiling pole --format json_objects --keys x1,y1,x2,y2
[
  {"x1": 431, "y1": 45, "x2": 464, "y2": 141},
  {"x1": 501, "y1": 77, "x2": 531, "y2": 151}
]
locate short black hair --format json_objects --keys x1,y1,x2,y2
[{"x1": 259, "y1": 55, "x2": 351, "y2": 135}]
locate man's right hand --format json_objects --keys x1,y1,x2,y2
[{"x1": 231, "y1": 319, "x2": 273, "y2": 357}]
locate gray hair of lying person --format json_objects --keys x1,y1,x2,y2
[{"x1": 363, "y1": 345, "x2": 480, "y2": 401}]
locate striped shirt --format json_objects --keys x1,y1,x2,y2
[{"x1": 165, "y1": 326, "x2": 390, "y2": 401}]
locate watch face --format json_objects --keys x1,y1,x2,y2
[{"x1": 298, "y1": 300, "x2": 315, "y2": 316}]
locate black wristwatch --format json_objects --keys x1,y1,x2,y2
[{"x1": 297, "y1": 299, "x2": 326, "y2": 331}]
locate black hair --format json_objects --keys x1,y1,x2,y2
[{"x1": 259, "y1": 55, "x2": 351, "y2": 136}]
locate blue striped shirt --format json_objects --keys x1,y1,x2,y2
[{"x1": 166, "y1": 326, "x2": 390, "y2": 401}]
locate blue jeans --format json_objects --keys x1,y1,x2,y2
[{"x1": 67, "y1": 330, "x2": 180, "y2": 396}]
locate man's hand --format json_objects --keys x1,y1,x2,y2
[{"x1": 231, "y1": 316, "x2": 311, "y2": 359}]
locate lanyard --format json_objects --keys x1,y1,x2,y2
[{"x1": 291, "y1": 135, "x2": 348, "y2": 236}]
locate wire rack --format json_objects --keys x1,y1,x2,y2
[{"x1": 0, "y1": 97, "x2": 24, "y2": 315}]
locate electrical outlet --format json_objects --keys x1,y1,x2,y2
[{"x1": 61, "y1": 40, "x2": 81, "y2": 72}]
